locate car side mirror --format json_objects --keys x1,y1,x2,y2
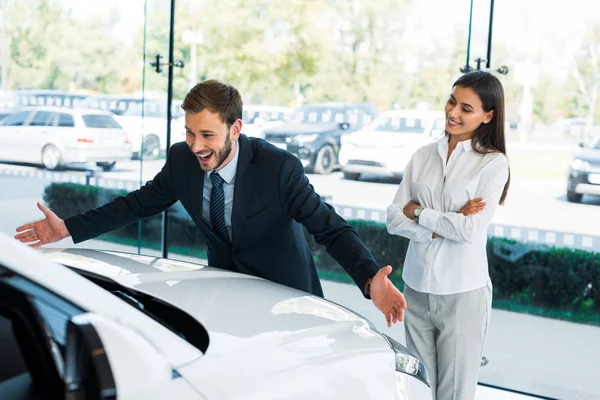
[
  {"x1": 64, "y1": 316, "x2": 117, "y2": 400},
  {"x1": 64, "y1": 313, "x2": 180, "y2": 400}
]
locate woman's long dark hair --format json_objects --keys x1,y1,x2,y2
[{"x1": 453, "y1": 71, "x2": 510, "y2": 204}]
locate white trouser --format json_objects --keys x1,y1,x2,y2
[{"x1": 404, "y1": 283, "x2": 492, "y2": 400}]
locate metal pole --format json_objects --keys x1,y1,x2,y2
[
  {"x1": 161, "y1": 0, "x2": 176, "y2": 259},
  {"x1": 465, "y1": 0, "x2": 474, "y2": 72},
  {"x1": 190, "y1": 42, "x2": 197, "y2": 89},
  {"x1": 2, "y1": 0, "x2": 8, "y2": 103},
  {"x1": 486, "y1": 0, "x2": 495, "y2": 69}
]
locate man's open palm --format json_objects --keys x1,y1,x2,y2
[
  {"x1": 14, "y1": 202, "x2": 69, "y2": 247},
  {"x1": 369, "y1": 265, "x2": 407, "y2": 327}
]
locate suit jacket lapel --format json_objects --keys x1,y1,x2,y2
[
  {"x1": 231, "y1": 135, "x2": 256, "y2": 251},
  {"x1": 184, "y1": 151, "x2": 213, "y2": 232}
]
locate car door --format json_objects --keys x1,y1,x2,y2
[
  {"x1": 0, "y1": 110, "x2": 33, "y2": 162},
  {"x1": 24, "y1": 110, "x2": 56, "y2": 163}
]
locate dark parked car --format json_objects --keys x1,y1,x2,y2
[
  {"x1": 263, "y1": 102, "x2": 380, "y2": 174},
  {"x1": 567, "y1": 136, "x2": 600, "y2": 203}
]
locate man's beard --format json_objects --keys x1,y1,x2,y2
[{"x1": 211, "y1": 134, "x2": 233, "y2": 171}]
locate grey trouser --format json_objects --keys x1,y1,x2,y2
[{"x1": 404, "y1": 283, "x2": 492, "y2": 400}]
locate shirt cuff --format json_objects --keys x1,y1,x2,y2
[
  {"x1": 418, "y1": 208, "x2": 442, "y2": 232},
  {"x1": 414, "y1": 223, "x2": 434, "y2": 242}
]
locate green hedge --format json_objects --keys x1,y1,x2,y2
[{"x1": 45, "y1": 182, "x2": 600, "y2": 325}]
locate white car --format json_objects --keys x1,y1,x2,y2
[
  {"x1": 339, "y1": 110, "x2": 445, "y2": 180},
  {"x1": 0, "y1": 235, "x2": 431, "y2": 399},
  {"x1": 242, "y1": 105, "x2": 292, "y2": 138},
  {"x1": 79, "y1": 95, "x2": 186, "y2": 160},
  {"x1": 0, "y1": 106, "x2": 131, "y2": 171}
]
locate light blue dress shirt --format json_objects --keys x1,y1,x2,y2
[{"x1": 202, "y1": 143, "x2": 239, "y2": 238}]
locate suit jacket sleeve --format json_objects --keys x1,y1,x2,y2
[
  {"x1": 278, "y1": 155, "x2": 381, "y2": 297},
  {"x1": 64, "y1": 150, "x2": 179, "y2": 243}
]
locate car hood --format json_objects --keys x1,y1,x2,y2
[
  {"x1": 264, "y1": 122, "x2": 341, "y2": 135},
  {"x1": 574, "y1": 147, "x2": 600, "y2": 164},
  {"x1": 346, "y1": 130, "x2": 429, "y2": 148},
  {"x1": 41, "y1": 249, "x2": 400, "y2": 399}
]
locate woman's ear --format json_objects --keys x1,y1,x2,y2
[{"x1": 483, "y1": 110, "x2": 494, "y2": 124}]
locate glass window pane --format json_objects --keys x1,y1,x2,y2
[
  {"x1": 1, "y1": 111, "x2": 30, "y2": 126},
  {"x1": 57, "y1": 113, "x2": 75, "y2": 128},
  {"x1": 81, "y1": 114, "x2": 121, "y2": 129},
  {"x1": 29, "y1": 111, "x2": 53, "y2": 126}
]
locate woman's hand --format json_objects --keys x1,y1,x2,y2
[
  {"x1": 403, "y1": 201, "x2": 422, "y2": 219},
  {"x1": 458, "y1": 197, "x2": 486, "y2": 216}
]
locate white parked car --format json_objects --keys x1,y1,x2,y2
[
  {"x1": 339, "y1": 110, "x2": 445, "y2": 180},
  {"x1": 0, "y1": 106, "x2": 131, "y2": 171},
  {"x1": 0, "y1": 235, "x2": 431, "y2": 399},
  {"x1": 79, "y1": 95, "x2": 186, "y2": 160},
  {"x1": 242, "y1": 105, "x2": 292, "y2": 138}
]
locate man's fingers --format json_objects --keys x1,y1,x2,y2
[
  {"x1": 385, "y1": 313, "x2": 392, "y2": 327},
  {"x1": 19, "y1": 235, "x2": 40, "y2": 243},
  {"x1": 380, "y1": 265, "x2": 393, "y2": 277},
  {"x1": 15, "y1": 229, "x2": 37, "y2": 239},
  {"x1": 15, "y1": 223, "x2": 35, "y2": 233},
  {"x1": 37, "y1": 201, "x2": 50, "y2": 215}
]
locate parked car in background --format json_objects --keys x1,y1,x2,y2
[
  {"x1": 79, "y1": 94, "x2": 185, "y2": 160},
  {"x1": 0, "y1": 106, "x2": 131, "y2": 171},
  {"x1": 242, "y1": 105, "x2": 292, "y2": 138},
  {"x1": 339, "y1": 109, "x2": 445, "y2": 180},
  {"x1": 0, "y1": 235, "x2": 431, "y2": 399},
  {"x1": 567, "y1": 136, "x2": 600, "y2": 203},
  {"x1": 263, "y1": 102, "x2": 380, "y2": 174}
]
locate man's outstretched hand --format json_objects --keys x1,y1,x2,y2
[
  {"x1": 14, "y1": 202, "x2": 70, "y2": 247},
  {"x1": 369, "y1": 265, "x2": 407, "y2": 327}
]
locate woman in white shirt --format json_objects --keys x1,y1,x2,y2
[{"x1": 386, "y1": 70, "x2": 510, "y2": 400}]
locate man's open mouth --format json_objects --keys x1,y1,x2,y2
[{"x1": 197, "y1": 152, "x2": 213, "y2": 163}]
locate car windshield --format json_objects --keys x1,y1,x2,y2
[
  {"x1": 242, "y1": 109, "x2": 288, "y2": 124},
  {"x1": 367, "y1": 115, "x2": 426, "y2": 134},
  {"x1": 66, "y1": 266, "x2": 209, "y2": 353},
  {"x1": 292, "y1": 106, "x2": 370, "y2": 125}
]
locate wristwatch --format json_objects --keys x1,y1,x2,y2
[
  {"x1": 364, "y1": 276, "x2": 374, "y2": 298},
  {"x1": 413, "y1": 207, "x2": 424, "y2": 222}
]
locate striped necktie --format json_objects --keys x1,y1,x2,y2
[{"x1": 209, "y1": 172, "x2": 230, "y2": 243}]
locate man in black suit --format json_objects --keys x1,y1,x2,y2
[{"x1": 15, "y1": 80, "x2": 406, "y2": 326}]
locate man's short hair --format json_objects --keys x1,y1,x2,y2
[{"x1": 181, "y1": 79, "x2": 243, "y2": 127}]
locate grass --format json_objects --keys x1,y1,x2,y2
[
  {"x1": 97, "y1": 233, "x2": 208, "y2": 259},
  {"x1": 319, "y1": 267, "x2": 600, "y2": 327}
]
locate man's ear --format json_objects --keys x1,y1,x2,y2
[{"x1": 230, "y1": 119, "x2": 243, "y2": 140}]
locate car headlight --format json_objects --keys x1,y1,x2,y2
[
  {"x1": 382, "y1": 333, "x2": 429, "y2": 387},
  {"x1": 571, "y1": 158, "x2": 590, "y2": 171},
  {"x1": 294, "y1": 133, "x2": 318, "y2": 144}
]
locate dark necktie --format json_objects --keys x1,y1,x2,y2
[{"x1": 210, "y1": 172, "x2": 230, "y2": 243}]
